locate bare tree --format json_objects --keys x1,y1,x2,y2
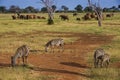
[
  {"x1": 41, "y1": 0, "x2": 54, "y2": 24},
  {"x1": 88, "y1": 0, "x2": 103, "y2": 27}
]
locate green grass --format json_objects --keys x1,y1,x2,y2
[
  {"x1": 0, "y1": 13, "x2": 120, "y2": 80},
  {"x1": 0, "y1": 67, "x2": 57, "y2": 80},
  {"x1": 89, "y1": 68, "x2": 120, "y2": 80},
  {"x1": 0, "y1": 67, "x2": 31, "y2": 80}
]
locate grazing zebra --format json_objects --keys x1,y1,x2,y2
[
  {"x1": 100, "y1": 53, "x2": 110, "y2": 68},
  {"x1": 94, "y1": 48, "x2": 105, "y2": 68},
  {"x1": 45, "y1": 38, "x2": 64, "y2": 53},
  {"x1": 11, "y1": 45, "x2": 29, "y2": 67}
]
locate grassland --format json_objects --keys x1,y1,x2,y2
[{"x1": 0, "y1": 13, "x2": 120, "y2": 80}]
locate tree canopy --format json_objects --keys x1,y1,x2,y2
[{"x1": 0, "y1": 4, "x2": 120, "y2": 13}]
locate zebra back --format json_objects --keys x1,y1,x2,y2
[{"x1": 94, "y1": 48, "x2": 105, "y2": 60}]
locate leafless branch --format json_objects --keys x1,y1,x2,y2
[{"x1": 88, "y1": 0, "x2": 102, "y2": 26}]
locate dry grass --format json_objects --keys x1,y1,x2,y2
[{"x1": 0, "y1": 12, "x2": 120, "y2": 80}]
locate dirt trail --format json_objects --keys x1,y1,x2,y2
[{"x1": 0, "y1": 32, "x2": 114, "y2": 80}]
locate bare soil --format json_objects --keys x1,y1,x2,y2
[{"x1": 0, "y1": 32, "x2": 115, "y2": 80}]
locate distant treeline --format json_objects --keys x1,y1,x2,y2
[{"x1": 0, "y1": 4, "x2": 120, "y2": 13}]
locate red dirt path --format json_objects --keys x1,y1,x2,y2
[{"x1": 0, "y1": 32, "x2": 114, "y2": 80}]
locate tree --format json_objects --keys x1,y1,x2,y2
[
  {"x1": 61, "y1": 5, "x2": 69, "y2": 12},
  {"x1": 110, "y1": 6, "x2": 119, "y2": 12},
  {"x1": 24, "y1": 6, "x2": 36, "y2": 13},
  {"x1": 52, "y1": 5, "x2": 57, "y2": 12},
  {"x1": 118, "y1": 5, "x2": 120, "y2": 8},
  {"x1": 0, "y1": 6, "x2": 6, "y2": 13},
  {"x1": 34, "y1": 9, "x2": 40, "y2": 13},
  {"x1": 88, "y1": 0, "x2": 102, "y2": 27},
  {"x1": 75, "y1": 4, "x2": 83, "y2": 12},
  {"x1": 41, "y1": 0, "x2": 54, "y2": 25},
  {"x1": 9, "y1": 5, "x2": 21, "y2": 13},
  {"x1": 41, "y1": 7, "x2": 47, "y2": 12},
  {"x1": 118, "y1": 5, "x2": 120, "y2": 11},
  {"x1": 84, "y1": 6, "x2": 93, "y2": 12},
  {"x1": 103, "y1": 8, "x2": 110, "y2": 12}
]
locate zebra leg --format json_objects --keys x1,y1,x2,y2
[
  {"x1": 101, "y1": 60, "x2": 104, "y2": 68},
  {"x1": 96, "y1": 59, "x2": 100, "y2": 68},
  {"x1": 94, "y1": 60, "x2": 96, "y2": 68},
  {"x1": 22, "y1": 57, "x2": 25, "y2": 65},
  {"x1": 51, "y1": 46, "x2": 54, "y2": 53},
  {"x1": 106, "y1": 60, "x2": 109, "y2": 68},
  {"x1": 25, "y1": 56, "x2": 28, "y2": 64},
  {"x1": 50, "y1": 46, "x2": 52, "y2": 53},
  {"x1": 57, "y1": 46, "x2": 61, "y2": 53},
  {"x1": 61, "y1": 45, "x2": 64, "y2": 52},
  {"x1": 17, "y1": 57, "x2": 20, "y2": 65},
  {"x1": 60, "y1": 44, "x2": 64, "y2": 53},
  {"x1": 94, "y1": 58, "x2": 98, "y2": 68}
]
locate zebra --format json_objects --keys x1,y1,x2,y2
[
  {"x1": 45, "y1": 38, "x2": 64, "y2": 53},
  {"x1": 94, "y1": 48, "x2": 105, "y2": 68},
  {"x1": 11, "y1": 45, "x2": 29, "y2": 67},
  {"x1": 100, "y1": 53, "x2": 110, "y2": 68}
]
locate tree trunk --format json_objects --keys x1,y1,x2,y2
[
  {"x1": 48, "y1": 13, "x2": 54, "y2": 25},
  {"x1": 41, "y1": 0, "x2": 54, "y2": 25},
  {"x1": 88, "y1": 0, "x2": 102, "y2": 27},
  {"x1": 98, "y1": 18, "x2": 102, "y2": 27},
  {"x1": 94, "y1": 10, "x2": 102, "y2": 27}
]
